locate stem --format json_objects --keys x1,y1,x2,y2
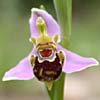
[
  {"x1": 54, "y1": 0, "x2": 72, "y2": 48},
  {"x1": 47, "y1": 0, "x2": 72, "y2": 100},
  {"x1": 47, "y1": 73, "x2": 65, "y2": 100}
]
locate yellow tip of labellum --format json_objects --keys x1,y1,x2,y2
[{"x1": 46, "y1": 81, "x2": 53, "y2": 91}]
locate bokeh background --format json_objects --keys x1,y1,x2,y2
[{"x1": 0, "y1": 0, "x2": 100, "y2": 100}]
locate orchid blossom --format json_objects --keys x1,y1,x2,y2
[{"x1": 2, "y1": 8, "x2": 99, "y2": 90}]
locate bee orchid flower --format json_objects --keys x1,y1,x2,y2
[{"x1": 2, "y1": 8, "x2": 99, "y2": 90}]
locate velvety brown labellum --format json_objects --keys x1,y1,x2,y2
[{"x1": 33, "y1": 54, "x2": 63, "y2": 82}]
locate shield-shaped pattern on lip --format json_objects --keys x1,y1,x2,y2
[{"x1": 2, "y1": 8, "x2": 99, "y2": 82}]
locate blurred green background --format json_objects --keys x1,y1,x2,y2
[{"x1": 0, "y1": 0, "x2": 100, "y2": 100}]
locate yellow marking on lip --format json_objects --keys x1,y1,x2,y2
[
  {"x1": 36, "y1": 42, "x2": 56, "y2": 47},
  {"x1": 45, "y1": 71, "x2": 56, "y2": 75},
  {"x1": 39, "y1": 68, "x2": 43, "y2": 76},
  {"x1": 36, "y1": 42, "x2": 57, "y2": 54},
  {"x1": 30, "y1": 55, "x2": 36, "y2": 67},
  {"x1": 58, "y1": 50, "x2": 65, "y2": 65}
]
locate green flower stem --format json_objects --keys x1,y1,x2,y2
[
  {"x1": 54, "y1": 0, "x2": 72, "y2": 47},
  {"x1": 47, "y1": 0, "x2": 72, "y2": 100},
  {"x1": 47, "y1": 73, "x2": 65, "y2": 100}
]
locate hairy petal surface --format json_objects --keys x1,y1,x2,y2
[
  {"x1": 29, "y1": 8, "x2": 61, "y2": 42},
  {"x1": 57, "y1": 45, "x2": 99, "y2": 73},
  {"x1": 2, "y1": 47, "x2": 37, "y2": 81}
]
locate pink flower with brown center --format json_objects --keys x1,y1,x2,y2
[{"x1": 2, "y1": 8, "x2": 99, "y2": 88}]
